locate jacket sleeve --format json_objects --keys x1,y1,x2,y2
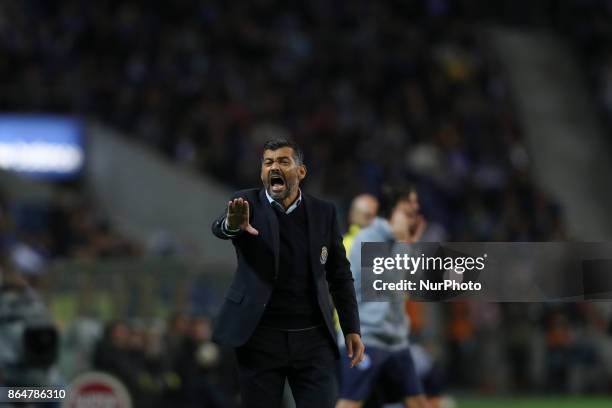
[{"x1": 325, "y1": 204, "x2": 361, "y2": 337}]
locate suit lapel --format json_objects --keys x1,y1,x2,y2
[
  {"x1": 304, "y1": 195, "x2": 321, "y2": 276},
  {"x1": 258, "y1": 189, "x2": 280, "y2": 279}
]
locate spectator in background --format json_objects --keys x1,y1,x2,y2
[
  {"x1": 163, "y1": 313, "x2": 191, "y2": 367},
  {"x1": 545, "y1": 311, "x2": 571, "y2": 393},
  {"x1": 503, "y1": 304, "x2": 533, "y2": 392},
  {"x1": 337, "y1": 186, "x2": 428, "y2": 408},
  {"x1": 137, "y1": 323, "x2": 181, "y2": 408},
  {"x1": 333, "y1": 194, "x2": 379, "y2": 333},
  {"x1": 175, "y1": 316, "x2": 237, "y2": 408},
  {"x1": 446, "y1": 303, "x2": 476, "y2": 389},
  {"x1": 93, "y1": 321, "x2": 140, "y2": 397},
  {"x1": 343, "y1": 194, "x2": 379, "y2": 253}
]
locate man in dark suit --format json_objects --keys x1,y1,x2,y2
[{"x1": 211, "y1": 138, "x2": 365, "y2": 408}]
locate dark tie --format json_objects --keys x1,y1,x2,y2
[{"x1": 271, "y1": 200, "x2": 286, "y2": 213}]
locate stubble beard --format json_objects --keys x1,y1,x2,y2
[{"x1": 268, "y1": 180, "x2": 295, "y2": 202}]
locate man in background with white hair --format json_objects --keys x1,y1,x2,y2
[{"x1": 343, "y1": 194, "x2": 379, "y2": 254}]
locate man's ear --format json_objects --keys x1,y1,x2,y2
[{"x1": 298, "y1": 164, "x2": 307, "y2": 181}]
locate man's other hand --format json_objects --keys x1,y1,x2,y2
[
  {"x1": 345, "y1": 333, "x2": 365, "y2": 368},
  {"x1": 408, "y1": 214, "x2": 427, "y2": 243},
  {"x1": 227, "y1": 198, "x2": 259, "y2": 235}
]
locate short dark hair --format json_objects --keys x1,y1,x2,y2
[
  {"x1": 263, "y1": 138, "x2": 304, "y2": 165},
  {"x1": 378, "y1": 184, "x2": 416, "y2": 219}
]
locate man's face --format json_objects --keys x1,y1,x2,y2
[
  {"x1": 261, "y1": 147, "x2": 306, "y2": 201},
  {"x1": 389, "y1": 191, "x2": 420, "y2": 240},
  {"x1": 351, "y1": 196, "x2": 379, "y2": 228},
  {"x1": 393, "y1": 191, "x2": 420, "y2": 223}
]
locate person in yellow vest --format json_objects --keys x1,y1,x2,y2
[{"x1": 334, "y1": 194, "x2": 379, "y2": 331}]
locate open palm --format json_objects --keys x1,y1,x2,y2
[{"x1": 227, "y1": 198, "x2": 259, "y2": 236}]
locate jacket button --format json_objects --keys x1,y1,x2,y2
[{"x1": 263, "y1": 303, "x2": 267, "y2": 307}]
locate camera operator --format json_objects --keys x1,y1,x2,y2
[{"x1": 0, "y1": 258, "x2": 60, "y2": 388}]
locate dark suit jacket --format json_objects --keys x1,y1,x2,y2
[{"x1": 211, "y1": 188, "x2": 360, "y2": 355}]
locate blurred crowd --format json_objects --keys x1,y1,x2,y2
[
  {"x1": 556, "y1": 0, "x2": 612, "y2": 134},
  {"x1": 0, "y1": 189, "x2": 139, "y2": 275},
  {"x1": 85, "y1": 314, "x2": 239, "y2": 407},
  {"x1": 434, "y1": 301, "x2": 612, "y2": 394},
  {"x1": 0, "y1": 0, "x2": 564, "y2": 241}
]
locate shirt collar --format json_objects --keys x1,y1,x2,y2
[{"x1": 265, "y1": 188, "x2": 302, "y2": 214}]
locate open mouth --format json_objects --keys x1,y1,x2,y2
[{"x1": 269, "y1": 173, "x2": 286, "y2": 193}]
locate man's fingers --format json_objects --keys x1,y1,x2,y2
[
  {"x1": 228, "y1": 198, "x2": 248, "y2": 215},
  {"x1": 350, "y1": 355, "x2": 359, "y2": 367},
  {"x1": 347, "y1": 338, "x2": 365, "y2": 368},
  {"x1": 234, "y1": 198, "x2": 243, "y2": 212},
  {"x1": 228, "y1": 199, "x2": 239, "y2": 215},
  {"x1": 238, "y1": 199, "x2": 250, "y2": 216},
  {"x1": 246, "y1": 225, "x2": 259, "y2": 236},
  {"x1": 350, "y1": 343, "x2": 364, "y2": 367},
  {"x1": 242, "y1": 200, "x2": 253, "y2": 231},
  {"x1": 349, "y1": 341, "x2": 358, "y2": 367}
]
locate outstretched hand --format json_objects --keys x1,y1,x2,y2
[{"x1": 227, "y1": 198, "x2": 259, "y2": 236}]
